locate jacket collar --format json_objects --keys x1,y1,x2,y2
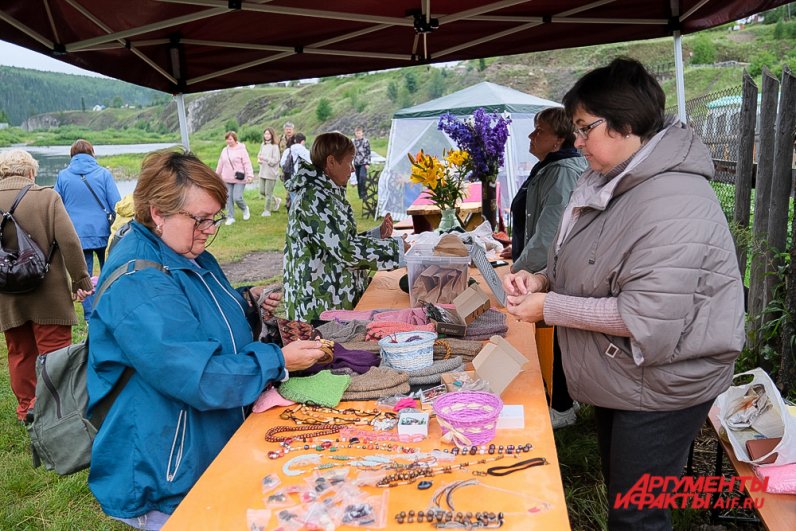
[{"x1": 0, "y1": 176, "x2": 38, "y2": 191}]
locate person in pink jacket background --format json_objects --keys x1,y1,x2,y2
[{"x1": 215, "y1": 131, "x2": 254, "y2": 225}]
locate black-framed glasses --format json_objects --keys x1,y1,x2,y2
[
  {"x1": 177, "y1": 210, "x2": 226, "y2": 231},
  {"x1": 574, "y1": 119, "x2": 605, "y2": 140}
]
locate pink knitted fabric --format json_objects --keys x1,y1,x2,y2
[
  {"x1": 754, "y1": 462, "x2": 796, "y2": 494},
  {"x1": 365, "y1": 321, "x2": 436, "y2": 340},
  {"x1": 251, "y1": 386, "x2": 295, "y2": 413},
  {"x1": 319, "y1": 309, "x2": 377, "y2": 321},
  {"x1": 372, "y1": 308, "x2": 429, "y2": 325}
]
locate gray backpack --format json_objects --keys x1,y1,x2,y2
[{"x1": 27, "y1": 259, "x2": 168, "y2": 475}]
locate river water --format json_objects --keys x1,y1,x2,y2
[{"x1": 0, "y1": 143, "x2": 178, "y2": 196}]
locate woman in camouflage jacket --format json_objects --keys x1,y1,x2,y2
[{"x1": 284, "y1": 132, "x2": 406, "y2": 322}]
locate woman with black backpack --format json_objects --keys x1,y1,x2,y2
[{"x1": 0, "y1": 149, "x2": 93, "y2": 424}]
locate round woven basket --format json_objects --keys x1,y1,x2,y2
[
  {"x1": 378, "y1": 331, "x2": 436, "y2": 371},
  {"x1": 433, "y1": 391, "x2": 503, "y2": 446}
]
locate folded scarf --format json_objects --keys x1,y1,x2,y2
[
  {"x1": 372, "y1": 308, "x2": 429, "y2": 325},
  {"x1": 365, "y1": 321, "x2": 436, "y2": 341},
  {"x1": 291, "y1": 343, "x2": 380, "y2": 377},
  {"x1": 340, "y1": 366, "x2": 410, "y2": 401},
  {"x1": 341, "y1": 338, "x2": 484, "y2": 361},
  {"x1": 402, "y1": 356, "x2": 464, "y2": 386},
  {"x1": 316, "y1": 320, "x2": 369, "y2": 342},
  {"x1": 278, "y1": 371, "x2": 351, "y2": 407}
]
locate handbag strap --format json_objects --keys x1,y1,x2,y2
[
  {"x1": 0, "y1": 184, "x2": 58, "y2": 265},
  {"x1": 226, "y1": 147, "x2": 239, "y2": 172},
  {"x1": 80, "y1": 175, "x2": 112, "y2": 217},
  {"x1": 87, "y1": 258, "x2": 170, "y2": 428}
]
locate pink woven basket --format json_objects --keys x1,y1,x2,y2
[{"x1": 433, "y1": 391, "x2": 503, "y2": 446}]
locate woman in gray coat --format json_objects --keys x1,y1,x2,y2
[{"x1": 504, "y1": 58, "x2": 745, "y2": 530}]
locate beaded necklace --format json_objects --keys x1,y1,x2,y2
[
  {"x1": 264, "y1": 424, "x2": 342, "y2": 443},
  {"x1": 376, "y1": 455, "x2": 504, "y2": 487},
  {"x1": 279, "y1": 403, "x2": 397, "y2": 426}
]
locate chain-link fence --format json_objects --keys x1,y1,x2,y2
[{"x1": 666, "y1": 84, "x2": 744, "y2": 219}]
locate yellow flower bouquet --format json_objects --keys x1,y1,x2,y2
[{"x1": 408, "y1": 149, "x2": 471, "y2": 211}]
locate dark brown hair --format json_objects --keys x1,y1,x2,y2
[
  {"x1": 311, "y1": 132, "x2": 354, "y2": 170},
  {"x1": 70, "y1": 139, "x2": 95, "y2": 157},
  {"x1": 563, "y1": 57, "x2": 665, "y2": 141},
  {"x1": 262, "y1": 127, "x2": 277, "y2": 145},
  {"x1": 134, "y1": 150, "x2": 227, "y2": 229}
]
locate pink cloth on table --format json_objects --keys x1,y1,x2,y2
[
  {"x1": 411, "y1": 182, "x2": 501, "y2": 213},
  {"x1": 365, "y1": 321, "x2": 436, "y2": 341},
  {"x1": 372, "y1": 308, "x2": 428, "y2": 325},
  {"x1": 252, "y1": 386, "x2": 295, "y2": 413},
  {"x1": 753, "y1": 462, "x2": 796, "y2": 494},
  {"x1": 319, "y1": 309, "x2": 377, "y2": 321}
]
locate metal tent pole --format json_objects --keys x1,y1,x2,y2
[
  {"x1": 673, "y1": 31, "x2": 687, "y2": 123},
  {"x1": 175, "y1": 93, "x2": 190, "y2": 150}
]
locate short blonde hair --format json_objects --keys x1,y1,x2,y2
[
  {"x1": 134, "y1": 150, "x2": 227, "y2": 229},
  {"x1": 0, "y1": 149, "x2": 39, "y2": 179},
  {"x1": 311, "y1": 132, "x2": 354, "y2": 170}
]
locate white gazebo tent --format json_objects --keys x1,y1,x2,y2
[{"x1": 378, "y1": 81, "x2": 560, "y2": 220}]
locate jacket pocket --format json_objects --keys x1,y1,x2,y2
[{"x1": 165, "y1": 409, "x2": 187, "y2": 482}]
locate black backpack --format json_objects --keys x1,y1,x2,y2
[
  {"x1": 0, "y1": 185, "x2": 57, "y2": 294},
  {"x1": 281, "y1": 148, "x2": 295, "y2": 181}
]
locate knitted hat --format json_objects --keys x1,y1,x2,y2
[
  {"x1": 464, "y1": 309, "x2": 508, "y2": 340},
  {"x1": 402, "y1": 356, "x2": 464, "y2": 386},
  {"x1": 316, "y1": 320, "x2": 369, "y2": 342},
  {"x1": 278, "y1": 371, "x2": 351, "y2": 407},
  {"x1": 252, "y1": 386, "x2": 295, "y2": 413},
  {"x1": 340, "y1": 366, "x2": 410, "y2": 401}
]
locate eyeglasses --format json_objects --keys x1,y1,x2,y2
[
  {"x1": 177, "y1": 210, "x2": 226, "y2": 231},
  {"x1": 574, "y1": 119, "x2": 605, "y2": 140}
]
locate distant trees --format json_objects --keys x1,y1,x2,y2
[
  {"x1": 224, "y1": 118, "x2": 239, "y2": 132},
  {"x1": 427, "y1": 68, "x2": 445, "y2": 99},
  {"x1": 386, "y1": 81, "x2": 399, "y2": 103},
  {"x1": 691, "y1": 34, "x2": 716, "y2": 64},
  {"x1": 404, "y1": 71, "x2": 417, "y2": 93},
  {"x1": 0, "y1": 108, "x2": 9, "y2": 123},
  {"x1": 316, "y1": 98, "x2": 332, "y2": 121}
]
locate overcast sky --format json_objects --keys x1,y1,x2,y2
[{"x1": 0, "y1": 40, "x2": 105, "y2": 77}]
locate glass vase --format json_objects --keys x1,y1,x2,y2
[{"x1": 438, "y1": 207, "x2": 462, "y2": 232}]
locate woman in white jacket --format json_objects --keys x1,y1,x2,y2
[{"x1": 257, "y1": 127, "x2": 281, "y2": 216}]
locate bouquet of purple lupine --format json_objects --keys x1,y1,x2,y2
[{"x1": 437, "y1": 108, "x2": 511, "y2": 183}]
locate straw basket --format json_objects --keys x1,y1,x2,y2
[
  {"x1": 378, "y1": 331, "x2": 436, "y2": 371},
  {"x1": 433, "y1": 391, "x2": 503, "y2": 446}
]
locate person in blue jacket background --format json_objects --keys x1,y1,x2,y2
[
  {"x1": 86, "y1": 150, "x2": 324, "y2": 530},
  {"x1": 55, "y1": 139, "x2": 121, "y2": 320}
]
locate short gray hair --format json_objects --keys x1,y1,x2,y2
[
  {"x1": 0, "y1": 149, "x2": 38, "y2": 179},
  {"x1": 283, "y1": 122, "x2": 295, "y2": 129}
]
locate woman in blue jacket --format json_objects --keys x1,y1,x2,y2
[
  {"x1": 55, "y1": 139, "x2": 121, "y2": 320},
  {"x1": 86, "y1": 150, "x2": 324, "y2": 530}
]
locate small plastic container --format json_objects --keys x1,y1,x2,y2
[{"x1": 405, "y1": 244, "x2": 471, "y2": 307}]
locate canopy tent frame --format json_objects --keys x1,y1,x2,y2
[{"x1": 1, "y1": 1, "x2": 789, "y2": 150}]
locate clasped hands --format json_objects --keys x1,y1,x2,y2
[{"x1": 503, "y1": 269, "x2": 547, "y2": 323}]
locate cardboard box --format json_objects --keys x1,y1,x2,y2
[
  {"x1": 429, "y1": 284, "x2": 491, "y2": 336},
  {"x1": 472, "y1": 335, "x2": 528, "y2": 395},
  {"x1": 497, "y1": 404, "x2": 525, "y2": 429},
  {"x1": 397, "y1": 411, "x2": 429, "y2": 437},
  {"x1": 440, "y1": 336, "x2": 528, "y2": 396}
]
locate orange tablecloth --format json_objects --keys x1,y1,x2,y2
[{"x1": 165, "y1": 268, "x2": 570, "y2": 530}]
